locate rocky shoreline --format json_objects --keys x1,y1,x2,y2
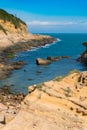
[
  {"x1": 0, "y1": 71, "x2": 87, "y2": 129},
  {"x1": 0, "y1": 85, "x2": 26, "y2": 126},
  {"x1": 0, "y1": 34, "x2": 57, "y2": 80},
  {"x1": 0, "y1": 33, "x2": 58, "y2": 128}
]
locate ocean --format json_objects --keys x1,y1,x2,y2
[{"x1": 1, "y1": 33, "x2": 87, "y2": 93}]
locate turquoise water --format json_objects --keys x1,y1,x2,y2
[{"x1": 1, "y1": 33, "x2": 87, "y2": 93}]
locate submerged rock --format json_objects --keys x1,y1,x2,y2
[{"x1": 47, "y1": 56, "x2": 61, "y2": 61}]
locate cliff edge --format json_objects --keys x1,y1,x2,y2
[
  {"x1": 0, "y1": 9, "x2": 28, "y2": 35},
  {"x1": 0, "y1": 9, "x2": 56, "y2": 49},
  {"x1": 0, "y1": 71, "x2": 87, "y2": 130}
]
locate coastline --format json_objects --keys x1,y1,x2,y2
[
  {"x1": 0, "y1": 33, "x2": 87, "y2": 129},
  {"x1": 0, "y1": 33, "x2": 57, "y2": 80},
  {"x1": 0, "y1": 33, "x2": 58, "y2": 128}
]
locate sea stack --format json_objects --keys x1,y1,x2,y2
[{"x1": 77, "y1": 42, "x2": 87, "y2": 64}]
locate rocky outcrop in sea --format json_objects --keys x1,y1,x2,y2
[{"x1": 77, "y1": 42, "x2": 87, "y2": 65}]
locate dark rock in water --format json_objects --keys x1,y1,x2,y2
[
  {"x1": 36, "y1": 58, "x2": 51, "y2": 65},
  {"x1": 61, "y1": 56, "x2": 71, "y2": 58},
  {"x1": 47, "y1": 55, "x2": 71, "y2": 62},
  {"x1": 77, "y1": 42, "x2": 87, "y2": 65},
  {"x1": 47, "y1": 56, "x2": 61, "y2": 61},
  {"x1": 77, "y1": 51, "x2": 87, "y2": 65}
]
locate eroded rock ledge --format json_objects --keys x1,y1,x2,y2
[{"x1": 1, "y1": 71, "x2": 87, "y2": 130}]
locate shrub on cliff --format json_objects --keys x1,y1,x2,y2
[
  {"x1": 0, "y1": 9, "x2": 26, "y2": 28},
  {"x1": 0, "y1": 9, "x2": 27, "y2": 34}
]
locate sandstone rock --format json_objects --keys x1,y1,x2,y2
[
  {"x1": 0, "y1": 115, "x2": 6, "y2": 125},
  {"x1": 78, "y1": 71, "x2": 87, "y2": 86},
  {"x1": 0, "y1": 103, "x2": 7, "y2": 111},
  {"x1": 28, "y1": 85, "x2": 36, "y2": 93},
  {"x1": 36, "y1": 58, "x2": 51, "y2": 65},
  {"x1": 1, "y1": 72, "x2": 87, "y2": 130}
]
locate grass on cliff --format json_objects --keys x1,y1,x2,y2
[{"x1": 0, "y1": 9, "x2": 26, "y2": 29}]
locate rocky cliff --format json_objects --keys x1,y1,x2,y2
[
  {"x1": 0, "y1": 9, "x2": 56, "y2": 49},
  {"x1": 0, "y1": 71, "x2": 87, "y2": 130},
  {"x1": 0, "y1": 9, "x2": 28, "y2": 35}
]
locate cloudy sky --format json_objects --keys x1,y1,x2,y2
[{"x1": 0, "y1": 0, "x2": 87, "y2": 33}]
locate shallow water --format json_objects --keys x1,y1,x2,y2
[{"x1": 1, "y1": 33, "x2": 87, "y2": 93}]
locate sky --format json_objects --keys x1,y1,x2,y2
[{"x1": 0, "y1": 0, "x2": 87, "y2": 33}]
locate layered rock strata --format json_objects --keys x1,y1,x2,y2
[{"x1": 0, "y1": 71, "x2": 87, "y2": 130}]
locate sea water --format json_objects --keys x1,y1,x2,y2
[{"x1": 1, "y1": 33, "x2": 87, "y2": 93}]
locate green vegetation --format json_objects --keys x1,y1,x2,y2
[
  {"x1": 35, "y1": 83, "x2": 44, "y2": 91},
  {"x1": 69, "y1": 69, "x2": 80, "y2": 74},
  {"x1": 64, "y1": 87, "x2": 72, "y2": 97},
  {"x1": 0, "y1": 9, "x2": 26, "y2": 33},
  {"x1": 54, "y1": 76, "x2": 65, "y2": 82},
  {"x1": 6, "y1": 52, "x2": 15, "y2": 58}
]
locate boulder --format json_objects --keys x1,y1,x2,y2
[{"x1": 36, "y1": 58, "x2": 51, "y2": 65}]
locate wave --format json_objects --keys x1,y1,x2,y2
[
  {"x1": 24, "y1": 38, "x2": 62, "y2": 52},
  {"x1": 42, "y1": 38, "x2": 61, "y2": 49},
  {"x1": 29, "y1": 47, "x2": 40, "y2": 52},
  {"x1": 57, "y1": 38, "x2": 61, "y2": 42}
]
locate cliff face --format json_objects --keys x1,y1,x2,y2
[
  {"x1": 77, "y1": 42, "x2": 87, "y2": 64},
  {"x1": 0, "y1": 9, "x2": 56, "y2": 49},
  {"x1": 1, "y1": 71, "x2": 87, "y2": 130},
  {"x1": 0, "y1": 9, "x2": 28, "y2": 35},
  {"x1": 77, "y1": 51, "x2": 87, "y2": 65}
]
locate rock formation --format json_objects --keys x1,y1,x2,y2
[
  {"x1": 0, "y1": 9, "x2": 56, "y2": 49},
  {"x1": 77, "y1": 42, "x2": 87, "y2": 64},
  {"x1": 0, "y1": 9, "x2": 28, "y2": 35},
  {"x1": 1, "y1": 71, "x2": 87, "y2": 130},
  {"x1": 0, "y1": 9, "x2": 56, "y2": 79},
  {"x1": 47, "y1": 56, "x2": 71, "y2": 61},
  {"x1": 36, "y1": 58, "x2": 51, "y2": 65}
]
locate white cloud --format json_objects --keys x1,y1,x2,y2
[
  {"x1": 82, "y1": 22, "x2": 87, "y2": 25},
  {"x1": 27, "y1": 21, "x2": 78, "y2": 26}
]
